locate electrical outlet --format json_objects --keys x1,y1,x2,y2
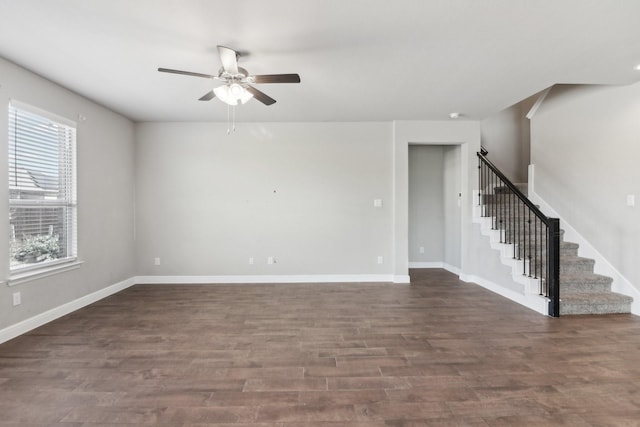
[
  {"x1": 419, "y1": 246, "x2": 425, "y2": 254},
  {"x1": 154, "y1": 257, "x2": 161, "y2": 266},
  {"x1": 267, "y1": 256, "x2": 276, "y2": 265},
  {"x1": 12, "y1": 292, "x2": 21, "y2": 306},
  {"x1": 377, "y1": 256, "x2": 384, "y2": 264},
  {"x1": 249, "y1": 257, "x2": 254, "y2": 265}
]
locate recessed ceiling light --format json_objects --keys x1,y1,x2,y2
[{"x1": 449, "y1": 112, "x2": 461, "y2": 119}]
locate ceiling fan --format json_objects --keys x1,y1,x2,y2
[{"x1": 158, "y1": 45, "x2": 301, "y2": 106}]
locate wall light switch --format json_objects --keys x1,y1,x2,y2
[
  {"x1": 373, "y1": 199, "x2": 383, "y2": 208},
  {"x1": 627, "y1": 194, "x2": 635, "y2": 207},
  {"x1": 12, "y1": 292, "x2": 21, "y2": 306}
]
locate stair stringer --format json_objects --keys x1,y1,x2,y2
[
  {"x1": 467, "y1": 192, "x2": 549, "y2": 315},
  {"x1": 472, "y1": 208, "x2": 546, "y2": 296}
]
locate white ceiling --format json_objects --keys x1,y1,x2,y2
[{"x1": 1, "y1": 0, "x2": 639, "y2": 123}]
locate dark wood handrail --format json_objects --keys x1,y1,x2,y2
[{"x1": 477, "y1": 152, "x2": 551, "y2": 226}]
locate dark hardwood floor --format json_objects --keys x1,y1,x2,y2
[{"x1": 1, "y1": 268, "x2": 640, "y2": 426}]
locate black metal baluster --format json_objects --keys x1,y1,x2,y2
[
  {"x1": 508, "y1": 190, "x2": 512, "y2": 247},
  {"x1": 480, "y1": 161, "x2": 484, "y2": 214},
  {"x1": 510, "y1": 191, "x2": 514, "y2": 247},
  {"x1": 477, "y1": 161, "x2": 481, "y2": 207},
  {"x1": 493, "y1": 172, "x2": 497, "y2": 229},
  {"x1": 516, "y1": 197, "x2": 520, "y2": 260},
  {"x1": 483, "y1": 161, "x2": 487, "y2": 217},
  {"x1": 498, "y1": 178, "x2": 503, "y2": 242},
  {"x1": 483, "y1": 162, "x2": 487, "y2": 215},
  {"x1": 533, "y1": 217, "x2": 538, "y2": 279},
  {"x1": 492, "y1": 170, "x2": 496, "y2": 228}
]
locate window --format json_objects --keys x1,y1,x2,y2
[{"x1": 8, "y1": 101, "x2": 77, "y2": 273}]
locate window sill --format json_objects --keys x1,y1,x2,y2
[{"x1": 7, "y1": 260, "x2": 84, "y2": 286}]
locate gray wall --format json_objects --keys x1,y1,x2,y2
[
  {"x1": 408, "y1": 145, "x2": 445, "y2": 262},
  {"x1": 531, "y1": 82, "x2": 640, "y2": 289},
  {"x1": 0, "y1": 57, "x2": 136, "y2": 330},
  {"x1": 481, "y1": 96, "x2": 536, "y2": 183},
  {"x1": 135, "y1": 122, "x2": 394, "y2": 276}
]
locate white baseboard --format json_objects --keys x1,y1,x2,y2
[
  {"x1": 0, "y1": 276, "x2": 137, "y2": 345},
  {"x1": 443, "y1": 263, "x2": 461, "y2": 276},
  {"x1": 529, "y1": 184, "x2": 640, "y2": 316},
  {"x1": 459, "y1": 273, "x2": 548, "y2": 315},
  {"x1": 408, "y1": 262, "x2": 461, "y2": 276},
  {"x1": 408, "y1": 262, "x2": 443, "y2": 268},
  {"x1": 134, "y1": 274, "x2": 397, "y2": 285},
  {"x1": 393, "y1": 275, "x2": 411, "y2": 284}
]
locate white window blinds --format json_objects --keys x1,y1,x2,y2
[{"x1": 8, "y1": 102, "x2": 77, "y2": 271}]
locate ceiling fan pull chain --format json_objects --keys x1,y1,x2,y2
[
  {"x1": 233, "y1": 105, "x2": 236, "y2": 132},
  {"x1": 226, "y1": 103, "x2": 231, "y2": 135}
]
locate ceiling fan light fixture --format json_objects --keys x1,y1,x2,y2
[
  {"x1": 230, "y1": 83, "x2": 243, "y2": 97},
  {"x1": 214, "y1": 83, "x2": 253, "y2": 106}
]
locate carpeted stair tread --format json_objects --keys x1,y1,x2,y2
[
  {"x1": 560, "y1": 271, "x2": 613, "y2": 293},
  {"x1": 541, "y1": 255, "x2": 599, "y2": 273},
  {"x1": 560, "y1": 241, "x2": 579, "y2": 250},
  {"x1": 559, "y1": 255, "x2": 595, "y2": 273},
  {"x1": 561, "y1": 292, "x2": 633, "y2": 315},
  {"x1": 560, "y1": 271, "x2": 613, "y2": 284},
  {"x1": 562, "y1": 291, "x2": 632, "y2": 303}
]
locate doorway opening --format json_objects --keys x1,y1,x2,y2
[{"x1": 408, "y1": 144, "x2": 462, "y2": 272}]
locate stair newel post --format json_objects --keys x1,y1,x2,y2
[{"x1": 548, "y1": 218, "x2": 561, "y2": 317}]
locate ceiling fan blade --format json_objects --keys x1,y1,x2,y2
[
  {"x1": 245, "y1": 85, "x2": 276, "y2": 105},
  {"x1": 198, "y1": 90, "x2": 216, "y2": 101},
  {"x1": 252, "y1": 74, "x2": 301, "y2": 84},
  {"x1": 217, "y1": 45, "x2": 239, "y2": 74},
  {"x1": 158, "y1": 68, "x2": 215, "y2": 79}
]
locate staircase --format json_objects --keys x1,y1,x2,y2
[{"x1": 478, "y1": 183, "x2": 633, "y2": 316}]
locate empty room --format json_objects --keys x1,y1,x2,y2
[{"x1": 1, "y1": 1, "x2": 640, "y2": 425}]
